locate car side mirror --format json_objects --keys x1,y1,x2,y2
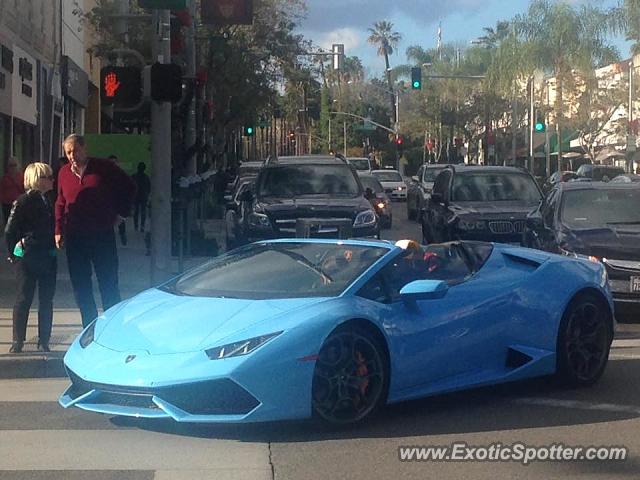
[
  {"x1": 400, "y1": 280, "x2": 449, "y2": 308},
  {"x1": 411, "y1": 176, "x2": 419, "y2": 182},
  {"x1": 239, "y1": 190, "x2": 254, "y2": 203}
]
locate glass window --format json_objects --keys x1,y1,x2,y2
[
  {"x1": 424, "y1": 167, "x2": 446, "y2": 182},
  {"x1": 360, "y1": 245, "x2": 472, "y2": 303},
  {"x1": 359, "y1": 175, "x2": 384, "y2": 193},
  {"x1": 348, "y1": 158, "x2": 371, "y2": 171},
  {"x1": 451, "y1": 173, "x2": 541, "y2": 203},
  {"x1": 561, "y1": 188, "x2": 640, "y2": 229},
  {"x1": 163, "y1": 242, "x2": 388, "y2": 300},
  {"x1": 257, "y1": 165, "x2": 360, "y2": 197}
]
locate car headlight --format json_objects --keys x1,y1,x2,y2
[
  {"x1": 376, "y1": 202, "x2": 386, "y2": 210},
  {"x1": 397, "y1": 186, "x2": 406, "y2": 191},
  {"x1": 79, "y1": 320, "x2": 96, "y2": 349},
  {"x1": 353, "y1": 209, "x2": 377, "y2": 227},
  {"x1": 248, "y1": 212, "x2": 271, "y2": 229},
  {"x1": 205, "y1": 331, "x2": 282, "y2": 360}
]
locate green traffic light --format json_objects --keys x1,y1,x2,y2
[
  {"x1": 413, "y1": 81, "x2": 421, "y2": 89},
  {"x1": 535, "y1": 122, "x2": 545, "y2": 132}
]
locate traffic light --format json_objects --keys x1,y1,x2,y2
[
  {"x1": 100, "y1": 66, "x2": 142, "y2": 108},
  {"x1": 244, "y1": 125, "x2": 254, "y2": 136},
  {"x1": 150, "y1": 63, "x2": 183, "y2": 102},
  {"x1": 396, "y1": 135, "x2": 404, "y2": 155},
  {"x1": 411, "y1": 67, "x2": 422, "y2": 90},
  {"x1": 534, "y1": 109, "x2": 546, "y2": 133}
]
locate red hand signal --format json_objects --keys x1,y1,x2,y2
[{"x1": 104, "y1": 72, "x2": 121, "y2": 98}]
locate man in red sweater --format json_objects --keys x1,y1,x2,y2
[{"x1": 55, "y1": 134, "x2": 136, "y2": 327}]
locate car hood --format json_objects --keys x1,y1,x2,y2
[
  {"x1": 258, "y1": 196, "x2": 370, "y2": 219},
  {"x1": 561, "y1": 226, "x2": 640, "y2": 260},
  {"x1": 452, "y1": 201, "x2": 538, "y2": 218},
  {"x1": 94, "y1": 289, "x2": 329, "y2": 354}
]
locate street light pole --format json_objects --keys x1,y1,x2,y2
[{"x1": 150, "y1": 9, "x2": 173, "y2": 284}]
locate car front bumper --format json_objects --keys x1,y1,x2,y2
[{"x1": 59, "y1": 337, "x2": 316, "y2": 423}]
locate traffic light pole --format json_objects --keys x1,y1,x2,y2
[{"x1": 150, "y1": 9, "x2": 173, "y2": 284}]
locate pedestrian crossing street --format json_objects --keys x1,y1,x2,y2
[{"x1": 0, "y1": 379, "x2": 273, "y2": 480}]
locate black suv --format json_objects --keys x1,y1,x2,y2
[
  {"x1": 421, "y1": 165, "x2": 543, "y2": 244},
  {"x1": 240, "y1": 155, "x2": 379, "y2": 241}
]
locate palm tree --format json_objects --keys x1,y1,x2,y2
[
  {"x1": 475, "y1": 21, "x2": 511, "y2": 49},
  {"x1": 368, "y1": 21, "x2": 402, "y2": 124},
  {"x1": 609, "y1": 0, "x2": 640, "y2": 55},
  {"x1": 512, "y1": 0, "x2": 618, "y2": 168}
]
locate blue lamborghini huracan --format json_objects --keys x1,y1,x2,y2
[{"x1": 60, "y1": 239, "x2": 615, "y2": 425}]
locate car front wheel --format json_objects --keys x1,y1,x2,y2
[
  {"x1": 312, "y1": 327, "x2": 388, "y2": 425},
  {"x1": 556, "y1": 294, "x2": 612, "y2": 386}
]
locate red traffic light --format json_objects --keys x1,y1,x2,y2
[
  {"x1": 396, "y1": 136, "x2": 404, "y2": 145},
  {"x1": 100, "y1": 66, "x2": 141, "y2": 108}
]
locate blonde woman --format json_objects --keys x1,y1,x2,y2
[{"x1": 4, "y1": 162, "x2": 57, "y2": 353}]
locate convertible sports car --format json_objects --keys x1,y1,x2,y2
[{"x1": 60, "y1": 238, "x2": 615, "y2": 425}]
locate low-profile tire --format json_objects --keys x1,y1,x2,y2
[
  {"x1": 556, "y1": 294, "x2": 612, "y2": 387},
  {"x1": 312, "y1": 326, "x2": 389, "y2": 425}
]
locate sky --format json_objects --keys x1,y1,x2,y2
[{"x1": 297, "y1": 0, "x2": 630, "y2": 78}]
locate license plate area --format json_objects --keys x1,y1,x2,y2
[{"x1": 631, "y1": 276, "x2": 640, "y2": 293}]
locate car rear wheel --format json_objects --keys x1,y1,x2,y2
[
  {"x1": 312, "y1": 327, "x2": 388, "y2": 425},
  {"x1": 556, "y1": 294, "x2": 612, "y2": 386}
]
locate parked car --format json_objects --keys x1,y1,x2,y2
[
  {"x1": 239, "y1": 155, "x2": 379, "y2": 241},
  {"x1": 523, "y1": 181, "x2": 640, "y2": 320},
  {"x1": 542, "y1": 171, "x2": 579, "y2": 195},
  {"x1": 576, "y1": 164, "x2": 625, "y2": 182},
  {"x1": 372, "y1": 168, "x2": 407, "y2": 200},
  {"x1": 347, "y1": 157, "x2": 373, "y2": 175},
  {"x1": 60, "y1": 238, "x2": 614, "y2": 425},
  {"x1": 359, "y1": 174, "x2": 392, "y2": 229},
  {"x1": 406, "y1": 164, "x2": 448, "y2": 221},
  {"x1": 421, "y1": 165, "x2": 543, "y2": 244}
]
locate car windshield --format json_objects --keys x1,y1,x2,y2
[
  {"x1": 373, "y1": 171, "x2": 403, "y2": 182},
  {"x1": 451, "y1": 173, "x2": 542, "y2": 203},
  {"x1": 561, "y1": 188, "x2": 640, "y2": 229},
  {"x1": 257, "y1": 165, "x2": 360, "y2": 197},
  {"x1": 162, "y1": 242, "x2": 388, "y2": 299},
  {"x1": 349, "y1": 159, "x2": 370, "y2": 171},
  {"x1": 424, "y1": 167, "x2": 445, "y2": 182},
  {"x1": 359, "y1": 176, "x2": 384, "y2": 193}
]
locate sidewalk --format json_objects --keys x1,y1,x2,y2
[{"x1": 0, "y1": 218, "x2": 222, "y2": 378}]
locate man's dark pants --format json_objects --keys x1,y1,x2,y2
[{"x1": 66, "y1": 229, "x2": 121, "y2": 327}]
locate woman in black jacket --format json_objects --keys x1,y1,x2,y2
[{"x1": 4, "y1": 162, "x2": 56, "y2": 353}]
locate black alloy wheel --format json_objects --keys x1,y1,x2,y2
[
  {"x1": 557, "y1": 294, "x2": 612, "y2": 386},
  {"x1": 312, "y1": 327, "x2": 388, "y2": 425}
]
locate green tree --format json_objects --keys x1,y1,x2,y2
[
  {"x1": 610, "y1": 0, "x2": 640, "y2": 55},
  {"x1": 513, "y1": 0, "x2": 619, "y2": 167},
  {"x1": 368, "y1": 21, "x2": 402, "y2": 124}
]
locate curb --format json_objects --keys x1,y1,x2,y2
[{"x1": 0, "y1": 352, "x2": 67, "y2": 379}]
